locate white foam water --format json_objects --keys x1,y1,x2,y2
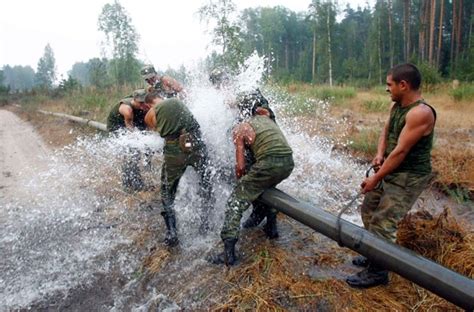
[{"x1": 1, "y1": 53, "x2": 365, "y2": 310}]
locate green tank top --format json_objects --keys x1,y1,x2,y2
[
  {"x1": 154, "y1": 98, "x2": 200, "y2": 138},
  {"x1": 106, "y1": 97, "x2": 148, "y2": 132},
  {"x1": 248, "y1": 115, "x2": 292, "y2": 161},
  {"x1": 385, "y1": 99, "x2": 436, "y2": 175},
  {"x1": 107, "y1": 97, "x2": 133, "y2": 132}
]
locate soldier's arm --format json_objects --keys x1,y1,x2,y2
[
  {"x1": 361, "y1": 104, "x2": 435, "y2": 193},
  {"x1": 232, "y1": 123, "x2": 256, "y2": 179},
  {"x1": 162, "y1": 76, "x2": 183, "y2": 93},
  {"x1": 144, "y1": 106, "x2": 157, "y2": 130},
  {"x1": 119, "y1": 104, "x2": 134, "y2": 130},
  {"x1": 373, "y1": 103, "x2": 394, "y2": 167}
]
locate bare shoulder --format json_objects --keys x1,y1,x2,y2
[
  {"x1": 119, "y1": 103, "x2": 133, "y2": 115},
  {"x1": 232, "y1": 122, "x2": 252, "y2": 137},
  {"x1": 407, "y1": 103, "x2": 435, "y2": 125}
]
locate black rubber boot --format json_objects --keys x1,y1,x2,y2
[
  {"x1": 163, "y1": 214, "x2": 179, "y2": 247},
  {"x1": 208, "y1": 239, "x2": 238, "y2": 266},
  {"x1": 263, "y1": 213, "x2": 279, "y2": 239},
  {"x1": 242, "y1": 208, "x2": 266, "y2": 228},
  {"x1": 352, "y1": 255, "x2": 369, "y2": 267},
  {"x1": 346, "y1": 264, "x2": 389, "y2": 288}
]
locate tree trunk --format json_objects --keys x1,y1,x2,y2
[
  {"x1": 312, "y1": 29, "x2": 316, "y2": 82},
  {"x1": 388, "y1": 0, "x2": 394, "y2": 67},
  {"x1": 327, "y1": 1, "x2": 333, "y2": 87},
  {"x1": 429, "y1": 0, "x2": 436, "y2": 65},
  {"x1": 456, "y1": 0, "x2": 463, "y2": 60},
  {"x1": 378, "y1": 13, "x2": 383, "y2": 84},
  {"x1": 285, "y1": 41, "x2": 289, "y2": 71},
  {"x1": 450, "y1": 0, "x2": 457, "y2": 69},
  {"x1": 419, "y1": 1, "x2": 429, "y2": 62},
  {"x1": 437, "y1": 0, "x2": 445, "y2": 67},
  {"x1": 403, "y1": 0, "x2": 411, "y2": 61}
]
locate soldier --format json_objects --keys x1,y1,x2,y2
[
  {"x1": 209, "y1": 91, "x2": 294, "y2": 266},
  {"x1": 140, "y1": 64, "x2": 185, "y2": 99},
  {"x1": 346, "y1": 63, "x2": 436, "y2": 288},
  {"x1": 144, "y1": 91, "x2": 215, "y2": 247},
  {"x1": 106, "y1": 89, "x2": 151, "y2": 191},
  {"x1": 209, "y1": 70, "x2": 278, "y2": 229}
]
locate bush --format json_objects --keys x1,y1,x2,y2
[
  {"x1": 417, "y1": 62, "x2": 442, "y2": 90},
  {"x1": 450, "y1": 84, "x2": 474, "y2": 102}
]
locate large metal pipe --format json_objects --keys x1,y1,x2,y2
[
  {"x1": 37, "y1": 109, "x2": 107, "y2": 132},
  {"x1": 30, "y1": 108, "x2": 474, "y2": 309},
  {"x1": 260, "y1": 188, "x2": 474, "y2": 310}
]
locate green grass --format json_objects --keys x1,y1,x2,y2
[
  {"x1": 362, "y1": 98, "x2": 390, "y2": 112},
  {"x1": 347, "y1": 128, "x2": 379, "y2": 156},
  {"x1": 449, "y1": 84, "x2": 474, "y2": 102},
  {"x1": 285, "y1": 84, "x2": 356, "y2": 106},
  {"x1": 443, "y1": 185, "x2": 472, "y2": 204}
]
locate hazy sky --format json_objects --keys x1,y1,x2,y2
[{"x1": 0, "y1": 0, "x2": 373, "y2": 78}]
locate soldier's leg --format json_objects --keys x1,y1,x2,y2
[
  {"x1": 159, "y1": 145, "x2": 187, "y2": 246},
  {"x1": 193, "y1": 145, "x2": 215, "y2": 233},
  {"x1": 360, "y1": 188, "x2": 383, "y2": 230},
  {"x1": 347, "y1": 173, "x2": 431, "y2": 288},
  {"x1": 365, "y1": 172, "x2": 431, "y2": 242}
]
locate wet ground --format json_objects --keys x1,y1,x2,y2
[{"x1": 1, "y1": 106, "x2": 472, "y2": 311}]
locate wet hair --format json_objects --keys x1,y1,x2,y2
[
  {"x1": 237, "y1": 89, "x2": 268, "y2": 119},
  {"x1": 388, "y1": 63, "x2": 422, "y2": 90},
  {"x1": 145, "y1": 91, "x2": 162, "y2": 104}
]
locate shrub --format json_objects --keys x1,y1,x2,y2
[{"x1": 450, "y1": 84, "x2": 474, "y2": 102}]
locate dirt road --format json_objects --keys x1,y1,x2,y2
[{"x1": 0, "y1": 109, "x2": 50, "y2": 198}]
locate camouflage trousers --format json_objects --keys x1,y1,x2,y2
[
  {"x1": 361, "y1": 171, "x2": 432, "y2": 242},
  {"x1": 221, "y1": 155, "x2": 294, "y2": 241},
  {"x1": 158, "y1": 141, "x2": 215, "y2": 221}
]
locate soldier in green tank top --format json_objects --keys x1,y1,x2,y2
[
  {"x1": 144, "y1": 92, "x2": 215, "y2": 247},
  {"x1": 347, "y1": 64, "x2": 436, "y2": 289},
  {"x1": 209, "y1": 91, "x2": 294, "y2": 266},
  {"x1": 106, "y1": 89, "x2": 152, "y2": 192}
]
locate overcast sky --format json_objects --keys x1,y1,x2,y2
[{"x1": 0, "y1": 0, "x2": 373, "y2": 78}]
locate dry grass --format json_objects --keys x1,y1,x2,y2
[
  {"x1": 398, "y1": 208, "x2": 474, "y2": 278},
  {"x1": 208, "y1": 209, "x2": 472, "y2": 311}
]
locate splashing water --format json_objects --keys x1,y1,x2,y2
[{"x1": 1, "y1": 54, "x2": 365, "y2": 310}]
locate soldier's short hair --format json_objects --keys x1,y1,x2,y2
[
  {"x1": 145, "y1": 90, "x2": 162, "y2": 104},
  {"x1": 388, "y1": 63, "x2": 422, "y2": 90}
]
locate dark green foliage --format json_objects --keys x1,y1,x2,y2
[
  {"x1": 35, "y1": 44, "x2": 56, "y2": 90},
  {"x1": 1, "y1": 65, "x2": 36, "y2": 91},
  {"x1": 98, "y1": 1, "x2": 141, "y2": 85}
]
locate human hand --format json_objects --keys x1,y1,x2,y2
[
  {"x1": 255, "y1": 107, "x2": 270, "y2": 117},
  {"x1": 371, "y1": 155, "x2": 384, "y2": 169},
  {"x1": 360, "y1": 175, "x2": 381, "y2": 194}
]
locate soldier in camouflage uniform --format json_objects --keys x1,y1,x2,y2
[
  {"x1": 106, "y1": 89, "x2": 151, "y2": 191},
  {"x1": 209, "y1": 91, "x2": 294, "y2": 266},
  {"x1": 141, "y1": 64, "x2": 185, "y2": 99},
  {"x1": 209, "y1": 70, "x2": 278, "y2": 230},
  {"x1": 144, "y1": 91, "x2": 215, "y2": 247},
  {"x1": 347, "y1": 63, "x2": 436, "y2": 288}
]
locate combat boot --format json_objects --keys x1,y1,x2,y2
[
  {"x1": 346, "y1": 263, "x2": 389, "y2": 288},
  {"x1": 263, "y1": 213, "x2": 279, "y2": 239},
  {"x1": 208, "y1": 238, "x2": 238, "y2": 266},
  {"x1": 352, "y1": 255, "x2": 369, "y2": 267},
  {"x1": 242, "y1": 208, "x2": 266, "y2": 228},
  {"x1": 163, "y1": 214, "x2": 179, "y2": 247}
]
